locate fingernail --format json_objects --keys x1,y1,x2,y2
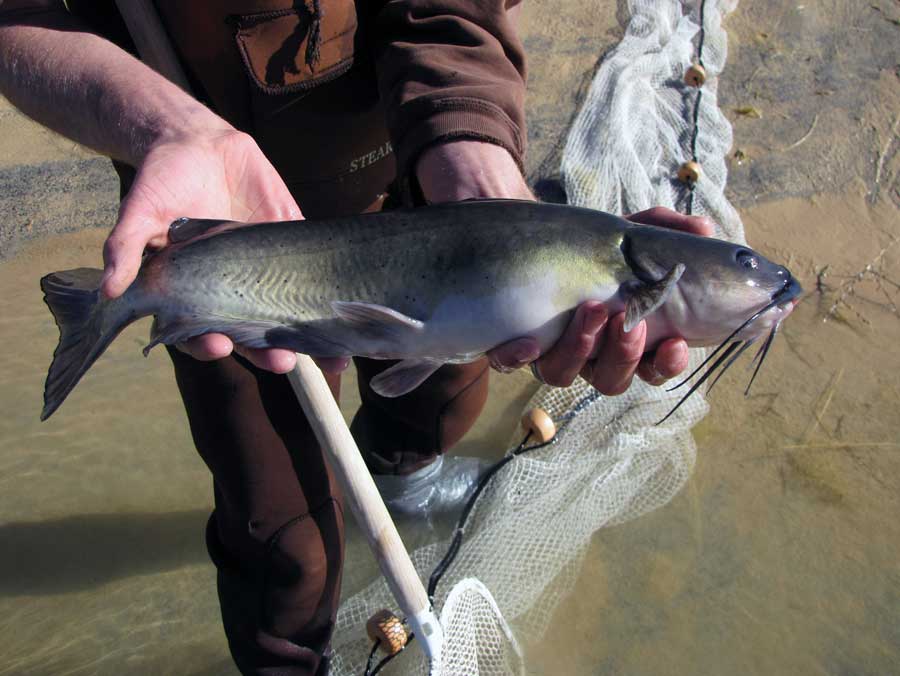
[
  {"x1": 645, "y1": 363, "x2": 666, "y2": 385},
  {"x1": 488, "y1": 355, "x2": 513, "y2": 373},
  {"x1": 582, "y1": 306, "x2": 608, "y2": 334},
  {"x1": 620, "y1": 317, "x2": 645, "y2": 341},
  {"x1": 513, "y1": 343, "x2": 539, "y2": 365}
]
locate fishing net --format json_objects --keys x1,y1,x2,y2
[{"x1": 331, "y1": 0, "x2": 745, "y2": 673}]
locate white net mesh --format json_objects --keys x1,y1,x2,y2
[
  {"x1": 331, "y1": 0, "x2": 744, "y2": 673},
  {"x1": 562, "y1": 0, "x2": 744, "y2": 241}
]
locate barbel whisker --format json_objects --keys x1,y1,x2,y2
[
  {"x1": 656, "y1": 341, "x2": 741, "y2": 425},
  {"x1": 666, "y1": 298, "x2": 780, "y2": 392},
  {"x1": 705, "y1": 338, "x2": 757, "y2": 395},
  {"x1": 744, "y1": 322, "x2": 779, "y2": 396}
]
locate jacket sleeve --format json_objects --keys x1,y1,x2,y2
[
  {"x1": 371, "y1": 0, "x2": 527, "y2": 180},
  {"x1": 0, "y1": 0, "x2": 64, "y2": 23}
]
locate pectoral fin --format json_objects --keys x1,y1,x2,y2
[
  {"x1": 331, "y1": 301, "x2": 425, "y2": 343},
  {"x1": 624, "y1": 263, "x2": 685, "y2": 332},
  {"x1": 143, "y1": 314, "x2": 285, "y2": 355},
  {"x1": 370, "y1": 359, "x2": 444, "y2": 398}
]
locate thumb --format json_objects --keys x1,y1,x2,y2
[{"x1": 101, "y1": 196, "x2": 168, "y2": 299}]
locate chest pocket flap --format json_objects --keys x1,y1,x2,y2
[{"x1": 233, "y1": 1, "x2": 358, "y2": 94}]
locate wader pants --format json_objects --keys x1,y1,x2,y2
[{"x1": 152, "y1": 7, "x2": 490, "y2": 671}]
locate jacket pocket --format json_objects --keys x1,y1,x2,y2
[{"x1": 232, "y1": 1, "x2": 357, "y2": 95}]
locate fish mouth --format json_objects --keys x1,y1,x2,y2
[
  {"x1": 774, "y1": 276, "x2": 803, "y2": 306},
  {"x1": 656, "y1": 273, "x2": 803, "y2": 426}
]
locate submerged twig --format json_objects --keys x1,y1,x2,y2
[
  {"x1": 874, "y1": 115, "x2": 898, "y2": 189},
  {"x1": 825, "y1": 238, "x2": 900, "y2": 322},
  {"x1": 784, "y1": 113, "x2": 818, "y2": 150},
  {"x1": 800, "y1": 368, "x2": 843, "y2": 444}
]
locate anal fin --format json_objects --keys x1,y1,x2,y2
[
  {"x1": 144, "y1": 314, "x2": 354, "y2": 359},
  {"x1": 370, "y1": 359, "x2": 443, "y2": 398},
  {"x1": 143, "y1": 314, "x2": 284, "y2": 356}
]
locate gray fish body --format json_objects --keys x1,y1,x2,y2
[
  {"x1": 40, "y1": 200, "x2": 801, "y2": 419},
  {"x1": 133, "y1": 200, "x2": 632, "y2": 361}
]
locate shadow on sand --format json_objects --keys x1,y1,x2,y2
[{"x1": 0, "y1": 509, "x2": 211, "y2": 596}]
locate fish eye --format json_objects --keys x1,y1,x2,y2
[{"x1": 736, "y1": 250, "x2": 759, "y2": 270}]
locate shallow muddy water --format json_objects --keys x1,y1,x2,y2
[
  {"x1": 2, "y1": 187, "x2": 898, "y2": 676},
  {"x1": 1, "y1": 0, "x2": 899, "y2": 674}
]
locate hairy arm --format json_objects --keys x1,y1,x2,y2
[
  {"x1": 0, "y1": 12, "x2": 303, "y2": 372},
  {"x1": 0, "y1": 13, "x2": 225, "y2": 166}
]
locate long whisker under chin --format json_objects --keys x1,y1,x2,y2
[
  {"x1": 656, "y1": 341, "x2": 741, "y2": 426},
  {"x1": 655, "y1": 301, "x2": 782, "y2": 425},
  {"x1": 744, "y1": 321, "x2": 780, "y2": 396},
  {"x1": 665, "y1": 297, "x2": 780, "y2": 393},
  {"x1": 705, "y1": 337, "x2": 759, "y2": 395}
]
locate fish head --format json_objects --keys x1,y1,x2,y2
[{"x1": 621, "y1": 225, "x2": 803, "y2": 345}]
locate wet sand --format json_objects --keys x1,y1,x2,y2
[{"x1": 1, "y1": 1, "x2": 899, "y2": 674}]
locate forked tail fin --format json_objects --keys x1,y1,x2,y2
[{"x1": 40, "y1": 268, "x2": 135, "y2": 420}]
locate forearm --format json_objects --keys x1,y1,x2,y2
[{"x1": 0, "y1": 16, "x2": 229, "y2": 166}]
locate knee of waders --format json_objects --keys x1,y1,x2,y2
[
  {"x1": 206, "y1": 500, "x2": 344, "y2": 674},
  {"x1": 260, "y1": 499, "x2": 344, "y2": 640}
]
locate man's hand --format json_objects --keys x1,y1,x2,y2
[
  {"x1": 486, "y1": 206, "x2": 715, "y2": 392},
  {"x1": 104, "y1": 128, "x2": 304, "y2": 373},
  {"x1": 0, "y1": 22, "x2": 309, "y2": 373},
  {"x1": 416, "y1": 140, "x2": 714, "y2": 392}
]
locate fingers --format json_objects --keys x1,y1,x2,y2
[
  {"x1": 582, "y1": 313, "x2": 647, "y2": 395},
  {"x1": 532, "y1": 302, "x2": 609, "y2": 387},
  {"x1": 625, "y1": 206, "x2": 715, "y2": 237},
  {"x1": 234, "y1": 346, "x2": 297, "y2": 374},
  {"x1": 222, "y1": 132, "x2": 304, "y2": 223},
  {"x1": 636, "y1": 338, "x2": 689, "y2": 386},
  {"x1": 101, "y1": 191, "x2": 169, "y2": 300},
  {"x1": 175, "y1": 334, "x2": 235, "y2": 361},
  {"x1": 175, "y1": 335, "x2": 302, "y2": 375},
  {"x1": 487, "y1": 337, "x2": 541, "y2": 373}
]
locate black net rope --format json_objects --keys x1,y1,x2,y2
[{"x1": 686, "y1": 0, "x2": 709, "y2": 216}]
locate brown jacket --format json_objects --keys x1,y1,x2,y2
[{"x1": 1, "y1": 0, "x2": 527, "y2": 216}]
